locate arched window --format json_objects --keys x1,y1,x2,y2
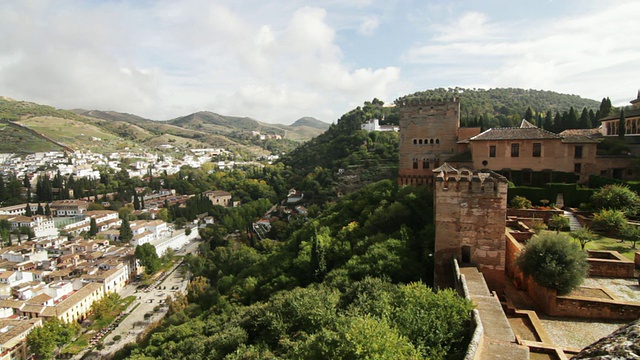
[
  {"x1": 435, "y1": 139, "x2": 440, "y2": 144},
  {"x1": 430, "y1": 139, "x2": 434, "y2": 144},
  {"x1": 413, "y1": 139, "x2": 417, "y2": 144},
  {"x1": 419, "y1": 139, "x2": 423, "y2": 144}
]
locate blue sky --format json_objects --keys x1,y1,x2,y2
[{"x1": 1, "y1": 0, "x2": 638, "y2": 124}]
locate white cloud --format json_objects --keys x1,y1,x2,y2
[
  {"x1": 358, "y1": 17, "x2": 379, "y2": 36},
  {"x1": 402, "y1": 2, "x2": 640, "y2": 105}
]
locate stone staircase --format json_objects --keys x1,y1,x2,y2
[{"x1": 564, "y1": 210, "x2": 583, "y2": 231}]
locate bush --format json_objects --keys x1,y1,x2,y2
[
  {"x1": 591, "y1": 209, "x2": 627, "y2": 235},
  {"x1": 590, "y1": 184, "x2": 640, "y2": 215},
  {"x1": 548, "y1": 214, "x2": 569, "y2": 232},
  {"x1": 516, "y1": 233, "x2": 589, "y2": 295},
  {"x1": 510, "y1": 196, "x2": 532, "y2": 209}
]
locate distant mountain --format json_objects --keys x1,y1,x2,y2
[
  {"x1": 291, "y1": 117, "x2": 331, "y2": 130},
  {"x1": 0, "y1": 97, "x2": 327, "y2": 154}
]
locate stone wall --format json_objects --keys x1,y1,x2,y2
[
  {"x1": 555, "y1": 296, "x2": 640, "y2": 320},
  {"x1": 506, "y1": 209, "x2": 563, "y2": 223},
  {"x1": 587, "y1": 250, "x2": 635, "y2": 278}
]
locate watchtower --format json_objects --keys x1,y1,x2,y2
[
  {"x1": 432, "y1": 163, "x2": 508, "y2": 290},
  {"x1": 397, "y1": 98, "x2": 460, "y2": 186}
]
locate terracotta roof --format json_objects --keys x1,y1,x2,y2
[
  {"x1": 600, "y1": 108, "x2": 640, "y2": 121},
  {"x1": 470, "y1": 127, "x2": 562, "y2": 141},
  {"x1": 559, "y1": 128, "x2": 602, "y2": 137},
  {"x1": 561, "y1": 135, "x2": 599, "y2": 144}
]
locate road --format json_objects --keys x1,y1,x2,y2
[{"x1": 77, "y1": 238, "x2": 202, "y2": 359}]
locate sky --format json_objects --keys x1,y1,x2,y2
[{"x1": 1, "y1": 0, "x2": 639, "y2": 124}]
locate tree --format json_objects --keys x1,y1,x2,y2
[
  {"x1": 89, "y1": 217, "x2": 98, "y2": 237},
  {"x1": 36, "y1": 203, "x2": 44, "y2": 215},
  {"x1": 599, "y1": 97, "x2": 612, "y2": 119},
  {"x1": 27, "y1": 317, "x2": 77, "y2": 359},
  {"x1": 619, "y1": 108, "x2": 626, "y2": 139},
  {"x1": 516, "y1": 233, "x2": 589, "y2": 295},
  {"x1": 591, "y1": 208, "x2": 628, "y2": 237},
  {"x1": 620, "y1": 225, "x2": 640, "y2": 249},
  {"x1": 25, "y1": 203, "x2": 33, "y2": 217},
  {"x1": 570, "y1": 227, "x2": 598, "y2": 250},
  {"x1": 135, "y1": 243, "x2": 161, "y2": 274},
  {"x1": 119, "y1": 217, "x2": 133, "y2": 243},
  {"x1": 579, "y1": 107, "x2": 590, "y2": 129},
  {"x1": 45, "y1": 204, "x2": 51, "y2": 216},
  {"x1": 590, "y1": 184, "x2": 640, "y2": 216},
  {"x1": 524, "y1": 107, "x2": 533, "y2": 122}
]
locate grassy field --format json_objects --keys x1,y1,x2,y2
[{"x1": 0, "y1": 124, "x2": 62, "y2": 152}]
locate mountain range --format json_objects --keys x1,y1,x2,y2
[{"x1": 0, "y1": 97, "x2": 330, "y2": 155}]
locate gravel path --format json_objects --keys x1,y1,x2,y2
[{"x1": 537, "y1": 276, "x2": 640, "y2": 349}]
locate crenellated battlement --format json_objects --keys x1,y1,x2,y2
[{"x1": 433, "y1": 163, "x2": 508, "y2": 194}]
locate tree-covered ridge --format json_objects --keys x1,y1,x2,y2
[
  {"x1": 278, "y1": 100, "x2": 399, "y2": 202},
  {"x1": 125, "y1": 180, "x2": 471, "y2": 359},
  {"x1": 396, "y1": 87, "x2": 601, "y2": 129}
]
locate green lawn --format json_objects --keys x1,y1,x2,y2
[{"x1": 584, "y1": 234, "x2": 637, "y2": 261}]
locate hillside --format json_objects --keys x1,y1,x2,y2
[
  {"x1": 0, "y1": 98, "x2": 326, "y2": 155},
  {"x1": 291, "y1": 116, "x2": 331, "y2": 130}
]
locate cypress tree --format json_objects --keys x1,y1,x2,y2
[
  {"x1": 25, "y1": 204, "x2": 33, "y2": 217},
  {"x1": 543, "y1": 111, "x2": 553, "y2": 131},
  {"x1": 619, "y1": 108, "x2": 626, "y2": 139},
  {"x1": 89, "y1": 218, "x2": 98, "y2": 237},
  {"x1": 45, "y1": 204, "x2": 51, "y2": 216},
  {"x1": 589, "y1": 109, "x2": 597, "y2": 128},
  {"x1": 119, "y1": 217, "x2": 133, "y2": 243},
  {"x1": 524, "y1": 107, "x2": 534, "y2": 122},
  {"x1": 133, "y1": 192, "x2": 140, "y2": 211},
  {"x1": 579, "y1": 107, "x2": 590, "y2": 129},
  {"x1": 36, "y1": 203, "x2": 44, "y2": 215}
]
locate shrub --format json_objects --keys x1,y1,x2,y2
[
  {"x1": 516, "y1": 233, "x2": 589, "y2": 295},
  {"x1": 510, "y1": 196, "x2": 532, "y2": 209},
  {"x1": 620, "y1": 225, "x2": 640, "y2": 249},
  {"x1": 590, "y1": 184, "x2": 640, "y2": 215},
  {"x1": 529, "y1": 221, "x2": 547, "y2": 235},
  {"x1": 591, "y1": 209, "x2": 627, "y2": 235},
  {"x1": 548, "y1": 214, "x2": 569, "y2": 232}
]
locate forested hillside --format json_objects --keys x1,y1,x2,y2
[
  {"x1": 123, "y1": 180, "x2": 474, "y2": 360},
  {"x1": 278, "y1": 99, "x2": 399, "y2": 202},
  {"x1": 397, "y1": 87, "x2": 603, "y2": 130}
]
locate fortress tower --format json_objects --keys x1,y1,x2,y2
[
  {"x1": 432, "y1": 163, "x2": 508, "y2": 289},
  {"x1": 397, "y1": 98, "x2": 460, "y2": 186}
]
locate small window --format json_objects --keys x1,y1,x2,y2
[
  {"x1": 489, "y1": 146, "x2": 496, "y2": 158},
  {"x1": 575, "y1": 145, "x2": 583, "y2": 159},
  {"x1": 413, "y1": 159, "x2": 418, "y2": 169},
  {"x1": 422, "y1": 160, "x2": 429, "y2": 169},
  {"x1": 413, "y1": 139, "x2": 417, "y2": 144},
  {"x1": 435, "y1": 139, "x2": 440, "y2": 144},
  {"x1": 419, "y1": 139, "x2": 423, "y2": 144},
  {"x1": 574, "y1": 163, "x2": 582, "y2": 173},
  {"x1": 533, "y1": 143, "x2": 541, "y2": 157},
  {"x1": 430, "y1": 139, "x2": 434, "y2": 144},
  {"x1": 511, "y1": 143, "x2": 520, "y2": 157}
]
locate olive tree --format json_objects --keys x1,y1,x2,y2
[{"x1": 516, "y1": 233, "x2": 589, "y2": 295}]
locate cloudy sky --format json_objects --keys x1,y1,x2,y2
[{"x1": 1, "y1": 1, "x2": 638, "y2": 124}]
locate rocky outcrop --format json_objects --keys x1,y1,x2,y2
[{"x1": 571, "y1": 319, "x2": 640, "y2": 359}]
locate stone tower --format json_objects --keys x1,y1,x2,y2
[
  {"x1": 432, "y1": 163, "x2": 508, "y2": 290},
  {"x1": 397, "y1": 98, "x2": 460, "y2": 186}
]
